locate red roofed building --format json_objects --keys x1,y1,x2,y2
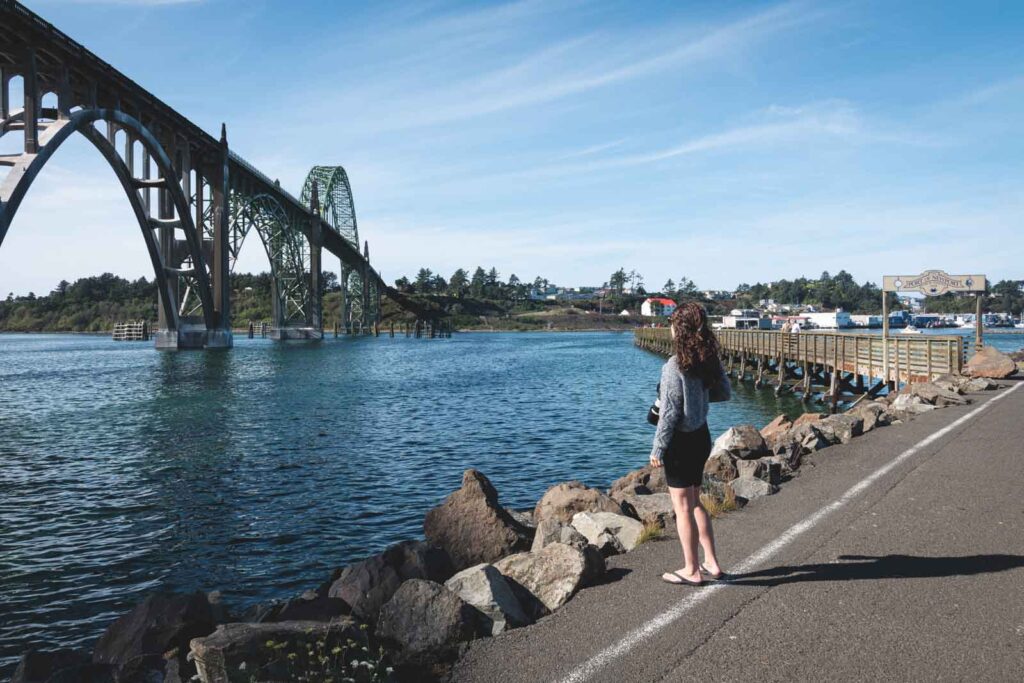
[{"x1": 641, "y1": 297, "x2": 677, "y2": 317}]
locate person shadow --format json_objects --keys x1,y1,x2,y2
[{"x1": 724, "y1": 554, "x2": 1024, "y2": 587}]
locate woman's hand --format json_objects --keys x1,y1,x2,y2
[{"x1": 649, "y1": 452, "x2": 662, "y2": 468}]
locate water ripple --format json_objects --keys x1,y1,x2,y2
[{"x1": 0, "y1": 331, "x2": 816, "y2": 673}]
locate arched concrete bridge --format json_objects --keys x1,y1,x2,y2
[{"x1": 0, "y1": 0, "x2": 384, "y2": 348}]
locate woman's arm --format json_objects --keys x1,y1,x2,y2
[
  {"x1": 716, "y1": 358, "x2": 732, "y2": 401},
  {"x1": 650, "y1": 361, "x2": 684, "y2": 465}
]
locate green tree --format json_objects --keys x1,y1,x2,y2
[
  {"x1": 448, "y1": 268, "x2": 469, "y2": 298},
  {"x1": 414, "y1": 268, "x2": 434, "y2": 293},
  {"x1": 470, "y1": 267, "x2": 487, "y2": 297},
  {"x1": 609, "y1": 268, "x2": 628, "y2": 294},
  {"x1": 662, "y1": 279, "x2": 675, "y2": 294}
]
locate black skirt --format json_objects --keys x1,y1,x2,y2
[{"x1": 663, "y1": 423, "x2": 712, "y2": 488}]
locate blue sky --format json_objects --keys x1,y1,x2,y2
[{"x1": 2, "y1": 0, "x2": 1023, "y2": 296}]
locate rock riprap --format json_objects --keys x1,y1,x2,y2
[
  {"x1": 533, "y1": 481, "x2": 623, "y2": 525},
  {"x1": 713, "y1": 425, "x2": 768, "y2": 459},
  {"x1": 704, "y1": 450, "x2": 739, "y2": 481},
  {"x1": 617, "y1": 492, "x2": 674, "y2": 529},
  {"x1": 444, "y1": 564, "x2": 531, "y2": 635},
  {"x1": 376, "y1": 579, "x2": 488, "y2": 665},
  {"x1": 729, "y1": 476, "x2": 777, "y2": 501},
  {"x1": 608, "y1": 465, "x2": 667, "y2": 500},
  {"x1": 907, "y1": 382, "x2": 970, "y2": 407},
  {"x1": 12, "y1": 651, "x2": 93, "y2": 683},
  {"x1": 190, "y1": 619, "x2": 362, "y2": 682},
  {"x1": 531, "y1": 518, "x2": 589, "y2": 552},
  {"x1": 850, "y1": 401, "x2": 889, "y2": 432},
  {"x1": 494, "y1": 543, "x2": 597, "y2": 617},
  {"x1": 570, "y1": 511, "x2": 644, "y2": 553},
  {"x1": 815, "y1": 414, "x2": 864, "y2": 444},
  {"x1": 965, "y1": 347, "x2": 1017, "y2": 379},
  {"x1": 424, "y1": 468, "x2": 532, "y2": 572},
  {"x1": 92, "y1": 591, "x2": 216, "y2": 683},
  {"x1": 759, "y1": 414, "x2": 793, "y2": 443},
  {"x1": 328, "y1": 540, "x2": 454, "y2": 622}
]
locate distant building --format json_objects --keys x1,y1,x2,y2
[
  {"x1": 721, "y1": 314, "x2": 771, "y2": 330},
  {"x1": 804, "y1": 311, "x2": 853, "y2": 329},
  {"x1": 703, "y1": 290, "x2": 732, "y2": 300},
  {"x1": 641, "y1": 297, "x2": 677, "y2": 317},
  {"x1": 850, "y1": 314, "x2": 882, "y2": 328}
]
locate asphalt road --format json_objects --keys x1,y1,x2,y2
[{"x1": 451, "y1": 379, "x2": 1024, "y2": 683}]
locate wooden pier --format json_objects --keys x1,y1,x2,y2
[
  {"x1": 635, "y1": 328, "x2": 964, "y2": 406},
  {"x1": 111, "y1": 321, "x2": 149, "y2": 341}
]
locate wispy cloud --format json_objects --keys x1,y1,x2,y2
[
  {"x1": 305, "y1": 0, "x2": 829, "y2": 133},
  {"x1": 950, "y1": 75, "x2": 1024, "y2": 107}
]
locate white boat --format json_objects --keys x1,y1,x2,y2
[
  {"x1": 1015, "y1": 323, "x2": 1024, "y2": 329},
  {"x1": 900, "y1": 325, "x2": 923, "y2": 335},
  {"x1": 958, "y1": 321, "x2": 975, "y2": 329}
]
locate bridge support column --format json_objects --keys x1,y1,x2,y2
[
  {"x1": 339, "y1": 260, "x2": 350, "y2": 334},
  {"x1": 206, "y1": 124, "x2": 233, "y2": 349},
  {"x1": 309, "y1": 183, "x2": 323, "y2": 334}
]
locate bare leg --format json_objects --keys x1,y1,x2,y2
[
  {"x1": 693, "y1": 494, "x2": 722, "y2": 576},
  {"x1": 665, "y1": 485, "x2": 701, "y2": 583}
]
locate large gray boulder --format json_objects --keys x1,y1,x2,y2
[
  {"x1": 849, "y1": 401, "x2": 889, "y2": 433},
  {"x1": 965, "y1": 346, "x2": 1018, "y2": 379},
  {"x1": 494, "y1": 543, "x2": 594, "y2": 617},
  {"x1": 963, "y1": 377, "x2": 999, "y2": 392},
  {"x1": 617, "y1": 492, "x2": 674, "y2": 529},
  {"x1": 12, "y1": 650, "x2": 91, "y2": 683},
  {"x1": 713, "y1": 425, "x2": 768, "y2": 459},
  {"x1": 424, "y1": 469, "x2": 532, "y2": 572},
  {"x1": 444, "y1": 563, "x2": 531, "y2": 635},
  {"x1": 328, "y1": 540, "x2": 454, "y2": 622},
  {"x1": 907, "y1": 382, "x2": 971, "y2": 407},
  {"x1": 571, "y1": 511, "x2": 644, "y2": 553},
  {"x1": 767, "y1": 443, "x2": 802, "y2": 474},
  {"x1": 92, "y1": 592, "x2": 216, "y2": 683},
  {"x1": 256, "y1": 590, "x2": 351, "y2": 623},
  {"x1": 729, "y1": 477, "x2": 777, "y2": 501},
  {"x1": 815, "y1": 413, "x2": 864, "y2": 444},
  {"x1": 190, "y1": 619, "x2": 362, "y2": 682},
  {"x1": 760, "y1": 414, "x2": 793, "y2": 444},
  {"x1": 533, "y1": 481, "x2": 623, "y2": 526},
  {"x1": 377, "y1": 579, "x2": 488, "y2": 665},
  {"x1": 704, "y1": 450, "x2": 739, "y2": 481},
  {"x1": 890, "y1": 393, "x2": 938, "y2": 416},
  {"x1": 608, "y1": 465, "x2": 667, "y2": 500},
  {"x1": 773, "y1": 422, "x2": 830, "y2": 455},
  {"x1": 931, "y1": 373, "x2": 967, "y2": 394},
  {"x1": 531, "y1": 518, "x2": 589, "y2": 552}
]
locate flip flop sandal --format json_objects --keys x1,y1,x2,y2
[
  {"x1": 700, "y1": 564, "x2": 727, "y2": 581},
  {"x1": 661, "y1": 571, "x2": 703, "y2": 586}
]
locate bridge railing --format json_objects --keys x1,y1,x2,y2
[{"x1": 634, "y1": 327, "x2": 963, "y2": 384}]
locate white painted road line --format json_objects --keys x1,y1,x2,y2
[{"x1": 556, "y1": 382, "x2": 1023, "y2": 683}]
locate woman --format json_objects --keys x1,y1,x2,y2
[{"x1": 650, "y1": 302, "x2": 731, "y2": 585}]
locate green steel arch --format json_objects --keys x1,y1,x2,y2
[{"x1": 301, "y1": 166, "x2": 359, "y2": 249}]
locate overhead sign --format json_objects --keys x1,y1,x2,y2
[{"x1": 882, "y1": 270, "x2": 986, "y2": 295}]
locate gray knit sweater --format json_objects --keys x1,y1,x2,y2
[{"x1": 650, "y1": 355, "x2": 731, "y2": 461}]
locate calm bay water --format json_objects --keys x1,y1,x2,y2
[{"x1": 1, "y1": 329, "x2": 1018, "y2": 670}]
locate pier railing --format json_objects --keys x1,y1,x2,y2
[{"x1": 635, "y1": 327, "x2": 963, "y2": 386}]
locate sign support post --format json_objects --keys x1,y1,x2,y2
[
  {"x1": 882, "y1": 291, "x2": 890, "y2": 387},
  {"x1": 976, "y1": 294, "x2": 983, "y2": 352}
]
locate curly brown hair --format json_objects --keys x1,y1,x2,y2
[{"x1": 671, "y1": 302, "x2": 722, "y2": 387}]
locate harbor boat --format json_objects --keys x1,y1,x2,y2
[{"x1": 900, "y1": 325, "x2": 923, "y2": 335}]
